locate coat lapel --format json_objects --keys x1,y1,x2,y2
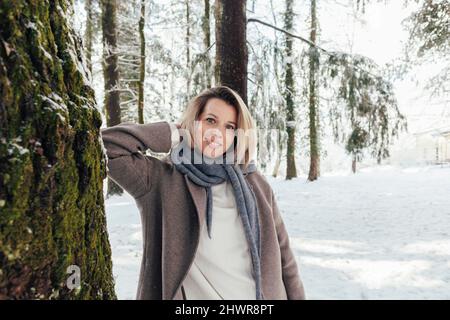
[
  {"x1": 184, "y1": 174, "x2": 206, "y2": 229},
  {"x1": 162, "y1": 174, "x2": 207, "y2": 299},
  {"x1": 162, "y1": 170, "x2": 269, "y2": 300}
]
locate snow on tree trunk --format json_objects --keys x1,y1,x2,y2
[{"x1": 0, "y1": 0, "x2": 116, "y2": 299}]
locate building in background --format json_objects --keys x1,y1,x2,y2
[{"x1": 414, "y1": 127, "x2": 450, "y2": 165}]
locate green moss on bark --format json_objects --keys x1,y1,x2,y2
[{"x1": 0, "y1": 0, "x2": 116, "y2": 299}]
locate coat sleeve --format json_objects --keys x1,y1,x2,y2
[
  {"x1": 271, "y1": 190, "x2": 306, "y2": 300},
  {"x1": 100, "y1": 121, "x2": 180, "y2": 198}
]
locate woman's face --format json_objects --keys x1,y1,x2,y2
[{"x1": 194, "y1": 98, "x2": 238, "y2": 159}]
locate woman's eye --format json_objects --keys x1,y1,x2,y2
[
  {"x1": 226, "y1": 125, "x2": 236, "y2": 130},
  {"x1": 206, "y1": 118, "x2": 215, "y2": 124}
]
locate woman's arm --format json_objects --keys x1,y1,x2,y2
[
  {"x1": 271, "y1": 190, "x2": 306, "y2": 300},
  {"x1": 100, "y1": 121, "x2": 179, "y2": 198}
]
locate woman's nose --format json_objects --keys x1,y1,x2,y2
[
  {"x1": 211, "y1": 132, "x2": 223, "y2": 142},
  {"x1": 204, "y1": 128, "x2": 221, "y2": 142}
]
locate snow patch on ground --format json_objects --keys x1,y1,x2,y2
[{"x1": 105, "y1": 165, "x2": 450, "y2": 299}]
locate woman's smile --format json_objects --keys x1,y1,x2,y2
[
  {"x1": 206, "y1": 137, "x2": 223, "y2": 149},
  {"x1": 207, "y1": 142, "x2": 221, "y2": 149}
]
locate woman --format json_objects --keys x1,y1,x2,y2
[{"x1": 101, "y1": 86, "x2": 306, "y2": 300}]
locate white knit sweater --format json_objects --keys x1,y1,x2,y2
[
  {"x1": 181, "y1": 180, "x2": 256, "y2": 300},
  {"x1": 168, "y1": 123, "x2": 256, "y2": 300}
]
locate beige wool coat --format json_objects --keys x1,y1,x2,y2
[{"x1": 100, "y1": 121, "x2": 306, "y2": 300}]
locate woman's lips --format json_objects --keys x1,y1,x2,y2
[{"x1": 206, "y1": 141, "x2": 222, "y2": 149}]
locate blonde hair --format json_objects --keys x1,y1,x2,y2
[{"x1": 177, "y1": 86, "x2": 257, "y2": 171}]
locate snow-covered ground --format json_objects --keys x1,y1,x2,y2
[{"x1": 105, "y1": 165, "x2": 450, "y2": 299}]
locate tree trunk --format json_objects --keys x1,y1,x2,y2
[
  {"x1": 0, "y1": 0, "x2": 116, "y2": 299},
  {"x1": 185, "y1": 0, "x2": 192, "y2": 102},
  {"x1": 272, "y1": 129, "x2": 283, "y2": 178},
  {"x1": 352, "y1": 155, "x2": 357, "y2": 174},
  {"x1": 102, "y1": 0, "x2": 123, "y2": 196},
  {"x1": 284, "y1": 0, "x2": 297, "y2": 180},
  {"x1": 214, "y1": 0, "x2": 248, "y2": 105},
  {"x1": 307, "y1": 0, "x2": 320, "y2": 181},
  {"x1": 272, "y1": 158, "x2": 281, "y2": 178},
  {"x1": 203, "y1": 0, "x2": 212, "y2": 88},
  {"x1": 316, "y1": 104, "x2": 321, "y2": 176},
  {"x1": 85, "y1": 0, "x2": 94, "y2": 74},
  {"x1": 138, "y1": 0, "x2": 146, "y2": 124}
]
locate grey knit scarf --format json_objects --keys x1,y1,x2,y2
[{"x1": 170, "y1": 139, "x2": 263, "y2": 300}]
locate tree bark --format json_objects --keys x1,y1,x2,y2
[
  {"x1": 138, "y1": 0, "x2": 146, "y2": 124},
  {"x1": 307, "y1": 0, "x2": 320, "y2": 181},
  {"x1": 185, "y1": 0, "x2": 191, "y2": 101},
  {"x1": 284, "y1": 0, "x2": 297, "y2": 180},
  {"x1": 214, "y1": 0, "x2": 248, "y2": 105},
  {"x1": 101, "y1": 0, "x2": 122, "y2": 196},
  {"x1": 0, "y1": 0, "x2": 116, "y2": 299},
  {"x1": 203, "y1": 0, "x2": 212, "y2": 88},
  {"x1": 272, "y1": 128, "x2": 283, "y2": 178}
]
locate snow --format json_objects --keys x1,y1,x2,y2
[
  {"x1": 105, "y1": 164, "x2": 450, "y2": 299},
  {"x1": 39, "y1": 93, "x2": 68, "y2": 113},
  {"x1": 25, "y1": 21, "x2": 38, "y2": 31},
  {"x1": 64, "y1": 3, "x2": 93, "y2": 88},
  {"x1": 65, "y1": 43, "x2": 91, "y2": 87},
  {"x1": 39, "y1": 93, "x2": 69, "y2": 123},
  {"x1": 5, "y1": 137, "x2": 30, "y2": 156},
  {"x1": 269, "y1": 165, "x2": 450, "y2": 299},
  {"x1": 39, "y1": 45, "x2": 53, "y2": 61},
  {"x1": 8, "y1": 143, "x2": 29, "y2": 156},
  {"x1": 105, "y1": 196, "x2": 142, "y2": 299}
]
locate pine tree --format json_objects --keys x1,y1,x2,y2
[
  {"x1": 403, "y1": 0, "x2": 449, "y2": 98},
  {"x1": 326, "y1": 53, "x2": 407, "y2": 172}
]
